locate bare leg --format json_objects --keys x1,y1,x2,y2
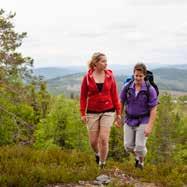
[
  {"x1": 88, "y1": 130, "x2": 100, "y2": 154},
  {"x1": 99, "y1": 127, "x2": 111, "y2": 162}
]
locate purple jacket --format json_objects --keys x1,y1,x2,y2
[{"x1": 120, "y1": 81, "x2": 158, "y2": 126}]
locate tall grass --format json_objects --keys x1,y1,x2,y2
[
  {"x1": 0, "y1": 146, "x2": 186, "y2": 187},
  {"x1": 0, "y1": 146, "x2": 99, "y2": 187}
]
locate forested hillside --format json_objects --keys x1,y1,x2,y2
[
  {"x1": 33, "y1": 67, "x2": 87, "y2": 79},
  {"x1": 0, "y1": 9, "x2": 186, "y2": 187},
  {"x1": 45, "y1": 68, "x2": 187, "y2": 96},
  {"x1": 153, "y1": 68, "x2": 187, "y2": 92},
  {"x1": 32, "y1": 63, "x2": 187, "y2": 80}
]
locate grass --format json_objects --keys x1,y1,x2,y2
[
  {"x1": 0, "y1": 146, "x2": 186, "y2": 187},
  {"x1": 0, "y1": 145, "x2": 99, "y2": 187},
  {"x1": 107, "y1": 159, "x2": 187, "y2": 187}
]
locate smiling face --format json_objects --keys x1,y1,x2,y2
[
  {"x1": 133, "y1": 63, "x2": 147, "y2": 85},
  {"x1": 134, "y1": 70, "x2": 146, "y2": 85},
  {"x1": 94, "y1": 55, "x2": 107, "y2": 71}
]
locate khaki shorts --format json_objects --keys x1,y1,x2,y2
[{"x1": 86, "y1": 112, "x2": 115, "y2": 131}]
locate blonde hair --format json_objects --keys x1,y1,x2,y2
[{"x1": 88, "y1": 52, "x2": 105, "y2": 69}]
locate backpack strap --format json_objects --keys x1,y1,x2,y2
[
  {"x1": 124, "y1": 80, "x2": 133, "y2": 105},
  {"x1": 125, "y1": 81, "x2": 151, "y2": 120},
  {"x1": 124, "y1": 80, "x2": 154, "y2": 105},
  {"x1": 145, "y1": 80, "x2": 151, "y2": 101},
  {"x1": 145, "y1": 80, "x2": 159, "y2": 101}
]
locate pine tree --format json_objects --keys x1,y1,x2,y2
[
  {"x1": 0, "y1": 9, "x2": 37, "y2": 144},
  {"x1": 148, "y1": 94, "x2": 182, "y2": 163}
]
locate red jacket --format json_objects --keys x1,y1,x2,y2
[{"x1": 80, "y1": 69, "x2": 121, "y2": 116}]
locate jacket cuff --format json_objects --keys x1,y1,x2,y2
[
  {"x1": 81, "y1": 111, "x2": 86, "y2": 116},
  {"x1": 116, "y1": 109, "x2": 121, "y2": 115}
]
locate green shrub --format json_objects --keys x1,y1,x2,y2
[{"x1": 0, "y1": 146, "x2": 99, "y2": 187}]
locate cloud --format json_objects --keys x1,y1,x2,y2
[
  {"x1": 106, "y1": 23, "x2": 137, "y2": 32},
  {"x1": 128, "y1": 0, "x2": 187, "y2": 6},
  {"x1": 69, "y1": 32, "x2": 107, "y2": 38},
  {"x1": 1, "y1": 0, "x2": 187, "y2": 67}
]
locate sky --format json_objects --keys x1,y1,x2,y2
[{"x1": 1, "y1": 0, "x2": 187, "y2": 68}]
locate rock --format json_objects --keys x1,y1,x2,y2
[
  {"x1": 96, "y1": 175, "x2": 110, "y2": 182},
  {"x1": 78, "y1": 181, "x2": 85, "y2": 185},
  {"x1": 94, "y1": 174, "x2": 111, "y2": 185},
  {"x1": 93, "y1": 180, "x2": 103, "y2": 185}
]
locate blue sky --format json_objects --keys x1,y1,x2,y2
[{"x1": 1, "y1": 0, "x2": 187, "y2": 67}]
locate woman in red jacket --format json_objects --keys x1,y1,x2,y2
[{"x1": 80, "y1": 52, "x2": 121, "y2": 168}]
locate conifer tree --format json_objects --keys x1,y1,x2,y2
[{"x1": 148, "y1": 94, "x2": 181, "y2": 163}]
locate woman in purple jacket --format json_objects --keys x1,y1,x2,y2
[{"x1": 120, "y1": 63, "x2": 158, "y2": 169}]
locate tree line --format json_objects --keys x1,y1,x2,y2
[{"x1": 0, "y1": 9, "x2": 186, "y2": 186}]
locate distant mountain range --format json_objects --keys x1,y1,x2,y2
[
  {"x1": 32, "y1": 67, "x2": 86, "y2": 80},
  {"x1": 152, "y1": 68, "x2": 187, "y2": 92},
  {"x1": 33, "y1": 64, "x2": 187, "y2": 80},
  {"x1": 46, "y1": 73, "x2": 84, "y2": 96},
  {"x1": 36, "y1": 66, "x2": 187, "y2": 96}
]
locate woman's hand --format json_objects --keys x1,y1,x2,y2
[
  {"x1": 81, "y1": 115, "x2": 87, "y2": 124},
  {"x1": 114, "y1": 115, "x2": 122, "y2": 128},
  {"x1": 144, "y1": 125, "x2": 152, "y2": 137}
]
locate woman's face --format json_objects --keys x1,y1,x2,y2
[
  {"x1": 134, "y1": 70, "x2": 145, "y2": 85},
  {"x1": 95, "y1": 55, "x2": 107, "y2": 71}
]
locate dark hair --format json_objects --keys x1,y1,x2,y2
[{"x1": 133, "y1": 63, "x2": 147, "y2": 75}]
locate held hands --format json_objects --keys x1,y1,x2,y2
[
  {"x1": 144, "y1": 124, "x2": 152, "y2": 137},
  {"x1": 81, "y1": 114, "x2": 122, "y2": 127},
  {"x1": 114, "y1": 114, "x2": 122, "y2": 128}
]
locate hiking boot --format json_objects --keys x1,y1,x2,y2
[
  {"x1": 99, "y1": 163, "x2": 105, "y2": 169},
  {"x1": 137, "y1": 162, "x2": 144, "y2": 170},
  {"x1": 95, "y1": 154, "x2": 100, "y2": 165},
  {"x1": 135, "y1": 158, "x2": 139, "y2": 168},
  {"x1": 99, "y1": 161, "x2": 106, "y2": 169},
  {"x1": 99, "y1": 163, "x2": 106, "y2": 169}
]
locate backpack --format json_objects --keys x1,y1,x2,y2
[
  {"x1": 144, "y1": 70, "x2": 159, "y2": 96},
  {"x1": 124, "y1": 70, "x2": 159, "y2": 103}
]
